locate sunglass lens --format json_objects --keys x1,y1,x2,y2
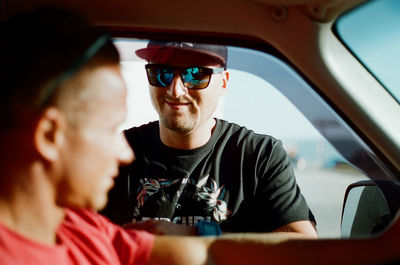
[
  {"x1": 147, "y1": 65, "x2": 174, "y2": 87},
  {"x1": 181, "y1": 67, "x2": 211, "y2": 89}
]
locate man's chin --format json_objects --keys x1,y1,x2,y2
[
  {"x1": 94, "y1": 183, "x2": 115, "y2": 210},
  {"x1": 161, "y1": 117, "x2": 197, "y2": 134},
  {"x1": 94, "y1": 200, "x2": 107, "y2": 211},
  {"x1": 88, "y1": 195, "x2": 109, "y2": 211},
  {"x1": 56, "y1": 197, "x2": 106, "y2": 211}
]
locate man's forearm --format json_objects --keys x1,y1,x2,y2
[
  {"x1": 209, "y1": 236, "x2": 397, "y2": 265},
  {"x1": 148, "y1": 231, "x2": 398, "y2": 265}
]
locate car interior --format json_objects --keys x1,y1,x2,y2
[{"x1": 1, "y1": 0, "x2": 399, "y2": 243}]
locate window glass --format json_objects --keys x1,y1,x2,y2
[
  {"x1": 114, "y1": 39, "x2": 397, "y2": 238},
  {"x1": 335, "y1": 0, "x2": 400, "y2": 104}
]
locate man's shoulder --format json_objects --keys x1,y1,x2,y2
[
  {"x1": 124, "y1": 121, "x2": 158, "y2": 136},
  {"x1": 63, "y1": 208, "x2": 108, "y2": 229},
  {"x1": 216, "y1": 119, "x2": 278, "y2": 143},
  {"x1": 60, "y1": 208, "x2": 155, "y2": 264},
  {"x1": 123, "y1": 121, "x2": 159, "y2": 145},
  {"x1": 61, "y1": 208, "x2": 118, "y2": 238},
  {"x1": 215, "y1": 119, "x2": 285, "y2": 158}
]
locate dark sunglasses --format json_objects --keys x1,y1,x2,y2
[{"x1": 145, "y1": 64, "x2": 225, "y2": 90}]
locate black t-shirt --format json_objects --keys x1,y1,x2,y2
[{"x1": 102, "y1": 119, "x2": 315, "y2": 232}]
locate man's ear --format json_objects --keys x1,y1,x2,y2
[
  {"x1": 34, "y1": 107, "x2": 66, "y2": 162},
  {"x1": 220, "y1": 70, "x2": 230, "y2": 95}
]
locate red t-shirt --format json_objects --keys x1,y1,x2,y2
[{"x1": 0, "y1": 208, "x2": 155, "y2": 265}]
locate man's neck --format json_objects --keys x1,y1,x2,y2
[
  {"x1": 159, "y1": 118, "x2": 217, "y2": 150},
  {"x1": 0, "y1": 163, "x2": 65, "y2": 245}
]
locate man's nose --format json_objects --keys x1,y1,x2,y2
[
  {"x1": 166, "y1": 74, "x2": 188, "y2": 98},
  {"x1": 117, "y1": 133, "x2": 134, "y2": 165}
]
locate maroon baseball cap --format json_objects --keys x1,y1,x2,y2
[{"x1": 135, "y1": 41, "x2": 227, "y2": 67}]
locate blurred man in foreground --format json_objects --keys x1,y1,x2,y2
[{"x1": 0, "y1": 7, "x2": 399, "y2": 265}]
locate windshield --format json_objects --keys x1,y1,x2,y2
[{"x1": 335, "y1": 0, "x2": 400, "y2": 104}]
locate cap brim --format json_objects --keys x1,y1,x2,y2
[{"x1": 135, "y1": 46, "x2": 225, "y2": 66}]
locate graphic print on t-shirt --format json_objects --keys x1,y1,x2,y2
[{"x1": 134, "y1": 175, "x2": 231, "y2": 224}]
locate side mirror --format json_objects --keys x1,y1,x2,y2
[{"x1": 341, "y1": 180, "x2": 400, "y2": 239}]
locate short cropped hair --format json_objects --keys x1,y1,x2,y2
[{"x1": 0, "y1": 7, "x2": 119, "y2": 129}]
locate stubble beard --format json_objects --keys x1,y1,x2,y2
[{"x1": 159, "y1": 111, "x2": 199, "y2": 134}]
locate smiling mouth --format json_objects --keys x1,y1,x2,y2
[{"x1": 165, "y1": 100, "x2": 191, "y2": 109}]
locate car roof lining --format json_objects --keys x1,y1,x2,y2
[{"x1": 1, "y1": 0, "x2": 368, "y2": 24}]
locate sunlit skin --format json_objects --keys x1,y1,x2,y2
[
  {"x1": 56, "y1": 65, "x2": 134, "y2": 210},
  {"x1": 149, "y1": 63, "x2": 229, "y2": 150}
]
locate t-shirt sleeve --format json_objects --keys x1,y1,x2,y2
[
  {"x1": 110, "y1": 228, "x2": 155, "y2": 265},
  {"x1": 64, "y1": 209, "x2": 155, "y2": 265},
  {"x1": 97, "y1": 214, "x2": 155, "y2": 265},
  {"x1": 255, "y1": 139, "x2": 315, "y2": 229}
]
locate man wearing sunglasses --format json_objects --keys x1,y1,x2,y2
[
  {"x1": 103, "y1": 41, "x2": 318, "y2": 238},
  {"x1": 3, "y1": 7, "x2": 400, "y2": 265}
]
